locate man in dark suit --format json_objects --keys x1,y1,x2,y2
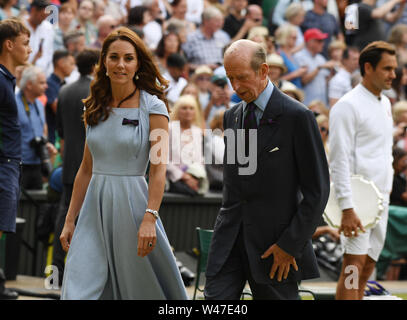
[
  {"x1": 52, "y1": 48, "x2": 100, "y2": 284},
  {"x1": 204, "y1": 40, "x2": 330, "y2": 300}
]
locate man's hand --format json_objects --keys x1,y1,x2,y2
[
  {"x1": 261, "y1": 244, "x2": 298, "y2": 282},
  {"x1": 181, "y1": 172, "x2": 199, "y2": 191},
  {"x1": 338, "y1": 208, "x2": 366, "y2": 237}
]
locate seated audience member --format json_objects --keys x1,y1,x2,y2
[
  {"x1": 388, "y1": 23, "x2": 407, "y2": 67},
  {"x1": 204, "y1": 110, "x2": 225, "y2": 191},
  {"x1": 72, "y1": 0, "x2": 97, "y2": 46},
  {"x1": 280, "y1": 80, "x2": 305, "y2": 103},
  {"x1": 223, "y1": 0, "x2": 255, "y2": 42},
  {"x1": 16, "y1": 66, "x2": 57, "y2": 190},
  {"x1": 316, "y1": 113, "x2": 330, "y2": 157},
  {"x1": 192, "y1": 65, "x2": 213, "y2": 114},
  {"x1": 247, "y1": 26, "x2": 269, "y2": 50},
  {"x1": 53, "y1": 3, "x2": 76, "y2": 51},
  {"x1": 167, "y1": 95, "x2": 207, "y2": 196},
  {"x1": 328, "y1": 40, "x2": 347, "y2": 67},
  {"x1": 92, "y1": 0, "x2": 105, "y2": 24},
  {"x1": 390, "y1": 147, "x2": 407, "y2": 207},
  {"x1": 294, "y1": 28, "x2": 340, "y2": 106},
  {"x1": 165, "y1": 18, "x2": 188, "y2": 44},
  {"x1": 181, "y1": 82, "x2": 205, "y2": 129},
  {"x1": 163, "y1": 53, "x2": 188, "y2": 106},
  {"x1": 308, "y1": 99, "x2": 329, "y2": 117},
  {"x1": 266, "y1": 53, "x2": 289, "y2": 88},
  {"x1": 203, "y1": 75, "x2": 231, "y2": 128},
  {"x1": 91, "y1": 15, "x2": 117, "y2": 49},
  {"x1": 393, "y1": 101, "x2": 407, "y2": 151},
  {"x1": 164, "y1": 0, "x2": 196, "y2": 37},
  {"x1": 182, "y1": 6, "x2": 230, "y2": 71},
  {"x1": 301, "y1": 0, "x2": 344, "y2": 59},
  {"x1": 328, "y1": 46, "x2": 360, "y2": 107},
  {"x1": 155, "y1": 31, "x2": 182, "y2": 73},
  {"x1": 284, "y1": 2, "x2": 306, "y2": 53},
  {"x1": 127, "y1": 5, "x2": 152, "y2": 29},
  {"x1": 63, "y1": 30, "x2": 86, "y2": 58},
  {"x1": 45, "y1": 50, "x2": 75, "y2": 145},
  {"x1": 142, "y1": 0, "x2": 164, "y2": 51},
  {"x1": 386, "y1": 66, "x2": 407, "y2": 103},
  {"x1": 0, "y1": 0, "x2": 20, "y2": 20},
  {"x1": 275, "y1": 23, "x2": 307, "y2": 89},
  {"x1": 272, "y1": 0, "x2": 313, "y2": 29}
]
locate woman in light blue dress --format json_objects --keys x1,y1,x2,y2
[{"x1": 59, "y1": 27, "x2": 188, "y2": 300}]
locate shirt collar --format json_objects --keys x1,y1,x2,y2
[
  {"x1": 244, "y1": 79, "x2": 274, "y2": 112},
  {"x1": 50, "y1": 73, "x2": 66, "y2": 85},
  {"x1": 0, "y1": 64, "x2": 16, "y2": 82}
]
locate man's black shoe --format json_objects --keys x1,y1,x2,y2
[
  {"x1": 0, "y1": 287, "x2": 19, "y2": 300},
  {"x1": 0, "y1": 268, "x2": 18, "y2": 300}
]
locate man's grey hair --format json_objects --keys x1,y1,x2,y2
[
  {"x1": 20, "y1": 65, "x2": 44, "y2": 90},
  {"x1": 96, "y1": 14, "x2": 116, "y2": 28},
  {"x1": 251, "y1": 45, "x2": 267, "y2": 72},
  {"x1": 225, "y1": 40, "x2": 267, "y2": 72},
  {"x1": 202, "y1": 6, "x2": 223, "y2": 22}
]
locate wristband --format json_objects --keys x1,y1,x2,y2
[{"x1": 146, "y1": 208, "x2": 159, "y2": 219}]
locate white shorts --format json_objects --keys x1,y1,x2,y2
[{"x1": 340, "y1": 202, "x2": 388, "y2": 262}]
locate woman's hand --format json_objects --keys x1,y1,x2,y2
[
  {"x1": 60, "y1": 220, "x2": 76, "y2": 252},
  {"x1": 137, "y1": 213, "x2": 157, "y2": 257}
]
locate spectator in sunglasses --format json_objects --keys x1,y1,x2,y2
[{"x1": 316, "y1": 114, "x2": 329, "y2": 156}]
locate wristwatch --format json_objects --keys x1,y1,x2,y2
[{"x1": 146, "y1": 208, "x2": 159, "y2": 220}]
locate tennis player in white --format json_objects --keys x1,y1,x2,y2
[{"x1": 329, "y1": 41, "x2": 397, "y2": 300}]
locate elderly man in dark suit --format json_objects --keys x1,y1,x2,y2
[
  {"x1": 52, "y1": 48, "x2": 100, "y2": 284},
  {"x1": 204, "y1": 40, "x2": 330, "y2": 300}
]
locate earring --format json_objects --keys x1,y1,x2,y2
[
  {"x1": 135, "y1": 74, "x2": 139, "y2": 80},
  {"x1": 106, "y1": 71, "x2": 109, "y2": 77}
]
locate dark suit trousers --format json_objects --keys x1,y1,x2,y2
[
  {"x1": 204, "y1": 224, "x2": 299, "y2": 300},
  {"x1": 52, "y1": 183, "x2": 73, "y2": 284}
]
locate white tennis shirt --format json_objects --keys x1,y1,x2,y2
[{"x1": 329, "y1": 83, "x2": 394, "y2": 210}]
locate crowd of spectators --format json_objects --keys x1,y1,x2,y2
[{"x1": 3, "y1": 0, "x2": 407, "y2": 201}]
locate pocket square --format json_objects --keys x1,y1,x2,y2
[
  {"x1": 269, "y1": 147, "x2": 280, "y2": 153},
  {"x1": 122, "y1": 118, "x2": 139, "y2": 126}
]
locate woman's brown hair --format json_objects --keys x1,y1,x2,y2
[{"x1": 83, "y1": 26, "x2": 169, "y2": 126}]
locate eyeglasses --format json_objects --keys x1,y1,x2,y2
[{"x1": 197, "y1": 76, "x2": 210, "y2": 81}]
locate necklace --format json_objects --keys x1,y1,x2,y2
[{"x1": 116, "y1": 88, "x2": 138, "y2": 108}]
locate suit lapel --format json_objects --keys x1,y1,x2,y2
[
  {"x1": 257, "y1": 87, "x2": 284, "y2": 156},
  {"x1": 232, "y1": 103, "x2": 243, "y2": 131}
]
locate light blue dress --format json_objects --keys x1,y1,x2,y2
[{"x1": 61, "y1": 91, "x2": 188, "y2": 300}]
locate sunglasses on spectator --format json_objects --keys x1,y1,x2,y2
[
  {"x1": 320, "y1": 127, "x2": 329, "y2": 134},
  {"x1": 197, "y1": 76, "x2": 211, "y2": 81}
]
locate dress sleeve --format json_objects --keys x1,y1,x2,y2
[{"x1": 148, "y1": 94, "x2": 170, "y2": 122}]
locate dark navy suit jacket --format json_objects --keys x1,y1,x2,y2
[{"x1": 206, "y1": 87, "x2": 330, "y2": 284}]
